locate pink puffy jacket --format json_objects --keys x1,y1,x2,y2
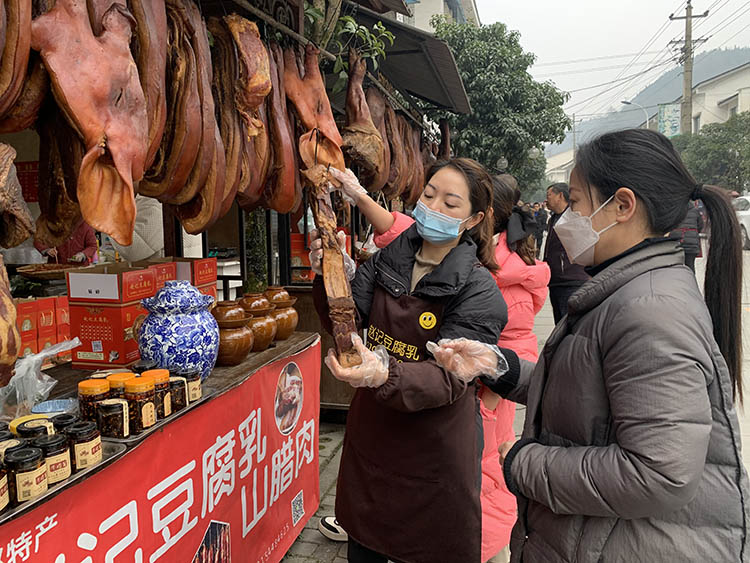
[{"x1": 373, "y1": 213, "x2": 550, "y2": 561}]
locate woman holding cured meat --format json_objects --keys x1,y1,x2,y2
[{"x1": 311, "y1": 157, "x2": 507, "y2": 563}]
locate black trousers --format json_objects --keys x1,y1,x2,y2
[
  {"x1": 348, "y1": 538, "x2": 404, "y2": 563},
  {"x1": 685, "y1": 253, "x2": 697, "y2": 272},
  {"x1": 549, "y1": 284, "x2": 582, "y2": 324}
]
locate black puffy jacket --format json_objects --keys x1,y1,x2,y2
[{"x1": 670, "y1": 204, "x2": 704, "y2": 255}]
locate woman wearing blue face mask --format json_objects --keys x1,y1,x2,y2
[
  {"x1": 430, "y1": 129, "x2": 749, "y2": 563},
  {"x1": 310, "y1": 157, "x2": 508, "y2": 563}
]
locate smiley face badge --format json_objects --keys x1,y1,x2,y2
[{"x1": 419, "y1": 311, "x2": 437, "y2": 330}]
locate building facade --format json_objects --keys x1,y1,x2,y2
[{"x1": 394, "y1": 0, "x2": 480, "y2": 31}]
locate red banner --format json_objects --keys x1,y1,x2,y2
[{"x1": 0, "y1": 337, "x2": 321, "y2": 563}]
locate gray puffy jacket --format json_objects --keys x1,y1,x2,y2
[{"x1": 493, "y1": 239, "x2": 749, "y2": 562}]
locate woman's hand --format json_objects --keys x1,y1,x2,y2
[
  {"x1": 499, "y1": 440, "x2": 515, "y2": 464},
  {"x1": 324, "y1": 334, "x2": 389, "y2": 388},
  {"x1": 427, "y1": 338, "x2": 508, "y2": 382},
  {"x1": 308, "y1": 229, "x2": 356, "y2": 280},
  {"x1": 329, "y1": 167, "x2": 367, "y2": 205}
]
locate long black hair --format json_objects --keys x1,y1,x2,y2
[{"x1": 576, "y1": 128, "x2": 743, "y2": 402}]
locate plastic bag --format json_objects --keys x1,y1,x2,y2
[{"x1": 0, "y1": 338, "x2": 81, "y2": 421}]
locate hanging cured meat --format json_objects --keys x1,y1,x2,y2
[
  {"x1": 31, "y1": 0, "x2": 148, "y2": 246},
  {"x1": 260, "y1": 42, "x2": 299, "y2": 214},
  {"x1": 35, "y1": 105, "x2": 84, "y2": 248},
  {"x1": 304, "y1": 164, "x2": 361, "y2": 368},
  {"x1": 129, "y1": 0, "x2": 167, "y2": 169},
  {"x1": 0, "y1": 143, "x2": 34, "y2": 248},
  {"x1": 364, "y1": 87, "x2": 390, "y2": 193},
  {"x1": 225, "y1": 14, "x2": 271, "y2": 138},
  {"x1": 0, "y1": 0, "x2": 31, "y2": 119},
  {"x1": 283, "y1": 43, "x2": 344, "y2": 172},
  {"x1": 139, "y1": 0, "x2": 202, "y2": 200},
  {"x1": 161, "y1": 0, "x2": 216, "y2": 207},
  {"x1": 208, "y1": 16, "x2": 244, "y2": 219},
  {"x1": 408, "y1": 126, "x2": 425, "y2": 206},
  {"x1": 0, "y1": 54, "x2": 49, "y2": 133},
  {"x1": 438, "y1": 118, "x2": 451, "y2": 160},
  {"x1": 397, "y1": 114, "x2": 418, "y2": 203},
  {"x1": 422, "y1": 136, "x2": 437, "y2": 172},
  {"x1": 0, "y1": 254, "x2": 18, "y2": 386},
  {"x1": 341, "y1": 50, "x2": 384, "y2": 188},
  {"x1": 173, "y1": 0, "x2": 225, "y2": 233},
  {"x1": 383, "y1": 103, "x2": 407, "y2": 200},
  {"x1": 237, "y1": 98, "x2": 271, "y2": 210}
]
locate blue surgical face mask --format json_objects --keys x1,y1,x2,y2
[{"x1": 412, "y1": 200, "x2": 473, "y2": 244}]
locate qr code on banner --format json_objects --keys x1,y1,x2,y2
[
  {"x1": 291, "y1": 491, "x2": 305, "y2": 526},
  {"x1": 92, "y1": 341, "x2": 103, "y2": 353}
]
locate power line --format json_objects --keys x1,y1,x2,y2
[
  {"x1": 532, "y1": 51, "x2": 663, "y2": 67},
  {"x1": 717, "y1": 20, "x2": 750, "y2": 47},
  {"x1": 696, "y1": 1, "x2": 750, "y2": 39},
  {"x1": 564, "y1": 58, "x2": 677, "y2": 97},
  {"x1": 536, "y1": 61, "x2": 662, "y2": 78}
]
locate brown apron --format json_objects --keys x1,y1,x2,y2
[{"x1": 336, "y1": 287, "x2": 483, "y2": 563}]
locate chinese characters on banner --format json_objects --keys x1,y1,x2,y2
[{"x1": 0, "y1": 338, "x2": 321, "y2": 563}]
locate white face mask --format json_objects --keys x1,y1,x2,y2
[{"x1": 553, "y1": 196, "x2": 617, "y2": 266}]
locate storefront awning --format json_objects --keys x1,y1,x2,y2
[
  {"x1": 350, "y1": 0, "x2": 411, "y2": 16},
  {"x1": 353, "y1": 5, "x2": 472, "y2": 114}
]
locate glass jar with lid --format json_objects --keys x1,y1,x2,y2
[
  {"x1": 0, "y1": 465, "x2": 7, "y2": 513},
  {"x1": 143, "y1": 369, "x2": 171, "y2": 419},
  {"x1": 96, "y1": 399, "x2": 130, "y2": 439},
  {"x1": 51, "y1": 413, "x2": 78, "y2": 433},
  {"x1": 31, "y1": 434, "x2": 71, "y2": 484},
  {"x1": 169, "y1": 376, "x2": 188, "y2": 413},
  {"x1": 106, "y1": 372, "x2": 136, "y2": 399},
  {"x1": 0, "y1": 435, "x2": 26, "y2": 464},
  {"x1": 78, "y1": 379, "x2": 110, "y2": 421},
  {"x1": 65, "y1": 421, "x2": 102, "y2": 471},
  {"x1": 182, "y1": 371, "x2": 202, "y2": 403},
  {"x1": 16, "y1": 418, "x2": 54, "y2": 439},
  {"x1": 124, "y1": 377, "x2": 156, "y2": 433},
  {"x1": 5, "y1": 447, "x2": 47, "y2": 505}
]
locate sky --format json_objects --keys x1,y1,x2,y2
[{"x1": 474, "y1": 0, "x2": 750, "y2": 119}]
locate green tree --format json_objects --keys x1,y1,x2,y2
[
  {"x1": 428, "y1": 16, "x2": 570, "y2": 186},
  {"x1": 675, "y1": 112, "x2": 750, "y2": 192}
]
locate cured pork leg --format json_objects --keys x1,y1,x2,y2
[
  {"x1": 237, "y1": 98, "x2": 271, "y2": 210},
  {"x1": 341, "y1": 50, "x2": 384, "y2": 188},
  {"x1": 31, "y1": 0, "x2": 148, "y2": 246},
  {"x1": 0, "y1": 143, "x2": 34, "y2": 248},
  {"x1": 409, "y1": 126, "x2": 425, "y2": 206},
  {"x1": 438, "y1": 118, "x2": 451, "y2": 160},
  {"x1": 383, "y1": 103, "x2": 407, "y2": 200},
  {"x1": 128, "y1": 0, "x2": 167, "y2": 169},
  {"x1": 0, "y1": 54, "x2": 49, "y2": 133},
  {"x1": 0, "y1": 254, "x2": 18, "y2": 386},
  {"x1": 304, "y1": 164, "x2": 361, "y2": 368},
  {"x1": 0, "y1": 0, "x2": 31, "y2": 119},
  {"x1": 398, "y1": 114, "x2": 418, "y2": 204},
  {"x1": 364, "y1": 87, "x2": 390, "y2": 193}
]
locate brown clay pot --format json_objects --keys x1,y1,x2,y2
[
  {"x1": 216, "y1": 316, "x2": 254, "y2": 366},
  {"x1": 249, "y1": 306, "x2": 277, "y2": 352},
  {"x1": 265, "y1": 286, "x2": 290, "y2": 306},
  {"x1": 212, "y1": 300, "x2": 246, "y2": 323},
  {"x1": 239, "y1": 292, "x2": 271, "y2": 315},
  {"x1": 272, "y1": 297, "x2": 299, "y2": 340}
]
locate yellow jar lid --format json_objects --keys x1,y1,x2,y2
[
  {"x1": 142, "y1": 369, "x2": 169, "y2": 384},
  {"x1": 78, "y1": 379, "x2": 110, "y2": 396},
  {"x1": 125, "y1": 378, "x2": 155, "y2": 393},
  {"x1": 106, "y1": 372, "x2": 137, "y2": 389},
  {"x1": 9, "y1": 414, "x2": 48, "y2": 435}
]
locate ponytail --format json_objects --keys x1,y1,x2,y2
[{"x1": 698, "y1": 185, "x2": 743, "y2": 402}]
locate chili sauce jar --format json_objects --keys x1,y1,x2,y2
[
  {"x1": 96, "y1": 399, "x2": 130, "y2": 439},
  {"x1": 78, "y1": 379, "x2": 110, "y2": 421},
  {"x1": 6, "y1": 447, "x2": 47, "y2": 505},
  {"x1": 51, "y1": 413, "x2": 78, "y2": 433},
  {"x1": 16, "y1": 418, "x2": 54, "y2": 439},
  {"x1": 106, "y1": 372, "x2": 136, "y2": 400},
  {"x1": 132, "y1": 359, "x2": 156, "y2": 374},
  {"x1": 0, "y1": 465, "x2": 8, "y2": 513},
  {"x1": 65, "y1": 422, "x2": 102, "y2": 471},
  {"x1": 31, "y1": 434, "x2": 71, "y2": 485},
  {"x1": 0, "y1": 421, "x2": 8, "y2": 433},
  {"x1": 143, "y1": 370, "x2": 171, "y2": 419},
  {"x1": 124, "y1": 378, "x2": 156, "y2": 434},
  {"x1": 169, "y1": 376, "x2": 188, "y2": 413},
  {"x1": 183, "y1": 371, "x2": 202, "y2": 403},
  {"x1": 0, "y1": 435, "x2": 26, "y2": 464}
]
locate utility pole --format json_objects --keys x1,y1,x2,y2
[{"x1": 670, "y1": 1, "x2": 708, "y2": 134}]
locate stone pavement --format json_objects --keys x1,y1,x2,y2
[{"x1": 283, "y1": 248, "x2": 750, "y2": 562}]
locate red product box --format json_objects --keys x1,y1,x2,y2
[
  {"x1": 38, "y1": 326, "x2": 57, "y2": 352},
  {"x1": 57, "y1": 324, "x2": 70, "y2": 342},
  {"x1": 19, "y1": 334, "x2": 37, "y2": 358},
  {"x1": 197, "y1": 282, "x2": 218, "y2": 302},
  {"x1": 67, "y1": 264, "x2": 156, "y2": 304},
  {"x1": 132, "y1": 261, "x2": 177, "y2": 290},
  {"x1": 36, "y1": 297, "x2": 56, "y2": 332},
  {"x1": 55, "y1": 296, "x2": 69, "y2": 326},
  {"x1": 70, "y1": 302, "x2": 147, "y2": 368},
  {"x1": 151, "y1": 257, "x2": 217, "y2": 286},
  {"x1": 15, "y1": 299, "x2": 37, "y2": 335}
]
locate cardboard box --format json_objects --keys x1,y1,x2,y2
[
  {"x1": 67, "y1": 265, "x2": 155, "y2": 369},
  {"x1": 197, "y1": 282, "x2": 218, "y2": 303},
  {"x1": 36, "y1": 297, "x2": 56, "y2": 331},
  {"x1": 15, "y1": 299, "x2": 37, "y2": 335},
  {"x1": 149, "y1": 257, "x2": 217, "y2": 286},
  {"x1": 67, "y1": 264, "x2": 156, "y2": 304},
  {"x1": 55, "y1": 296, "x2": 69, "y2": 326},
  {"x1": 57, "y1": 324, "x2": 70, "y2": 342},
  {"x1": 132, "y1": 261, "x2": 177, "y2": 290},
  {"x1": 19, "y1": 334, "x2": 37, "y2": 358}
]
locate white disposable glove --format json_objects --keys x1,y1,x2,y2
[
  {"x1": 70, "y1": 252, "x2": 86, "y2": 263},
  {"x1": 324, "y1": 333, "x2": 389, "y2": 388},
  {"x1": 309, "y1": 229, "x2": 356, "y2": 281},
  {"x1": 426, "y1": 338, "x2": 509, "y2": 383},
  {"x1": 329, "y1": 167, "x2": 367, "y2": 205}
]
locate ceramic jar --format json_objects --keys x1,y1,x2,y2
[
  {"x1": 215, "y1": 316, "x2": 254, "y2": 366},
  {"x1": 272, "y1": 297, "x2": 299, "y2": 341},
  {"x1": 264, "y1": 286, "x2": 290, "y2": 306},
  {"x1": 212, "y1": 301, "x2": 246, "y2": 323},
  {"x1": 137, "y1": 280, "x2": 219, "y2": 380},
  {"x1": 249, "y1": 306, "x2": 277, "y2": 352},
  {"x1": 239, "y1": 293, "x2": 271, "y2": 315}
]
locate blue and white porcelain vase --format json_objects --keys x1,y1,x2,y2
[{"x1": 137, "y1": 280, "x2": 219, "y2": 379}]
